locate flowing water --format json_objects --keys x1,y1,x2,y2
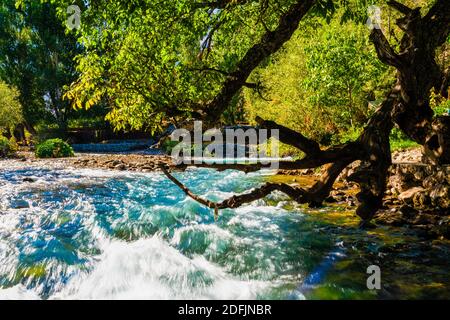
[{"x1": 0, "y1": 165, "x2": 449, "y2": 300}]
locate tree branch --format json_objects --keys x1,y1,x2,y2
[
  {"x1": 203, "y1": 0, "x2": 316, "y2": 123},
  {"x1": 192, "y1": 0, "x2": 253, "y2": 9},
  {"x1": 422, "y1": 0, "x2": 450, "y2": 48},
  {"x1": 255, "y1": 116, "x2": 321, "y2": 155},
  {"x1": 370, "y1": 28, "x2": 403, "y2": 69},
  {"x1": 161, "y1": 165, "x2": 307, "y2": 213},
  {"x1": 387, "y1": 0, "x2": 413, "y2": 15}
]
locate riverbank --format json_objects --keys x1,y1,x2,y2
[
  {"x1": 272, "y1": 148, "x2": 450, "y2": 239},
  {"x1": 0, "y1": 151, "x2": 175, "y2": 172}
]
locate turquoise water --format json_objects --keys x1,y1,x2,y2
[{"x1": 0, "y1": 167, "x2": 449, "y2": 300}]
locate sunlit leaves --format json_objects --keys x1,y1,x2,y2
[
  {"x1": 244, "y1": 11, "x2": 395, "y2": 144},
  {"x1": 0, "y1": 82, "x2": 23, "y2": 133}
]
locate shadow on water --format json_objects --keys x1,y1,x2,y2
[{"x1": 0, "y1": 167, "x2": 448, "y2": 299}]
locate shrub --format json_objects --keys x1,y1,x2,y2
[
  {"x1": 161, "y1": 139, "x2": 180, "y2": 154},
  {"x1": 35, "y1": 139, "x2": 74, "y2": 158},
  {"x1": 0, "y1": 136, "x2": 14, "y2": 157}
]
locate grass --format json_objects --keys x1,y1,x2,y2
[{"x1": 390, "y1": 138, "x2": 419, "y2": 151}]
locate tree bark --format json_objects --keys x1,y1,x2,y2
[{"x1": 371, "y1": 0, "x2": 450, "y2": 165}]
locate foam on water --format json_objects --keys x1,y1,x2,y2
[
  {"x1": 53, "y1": 236, "x2": 271, "y2": 300},
  {"x1": 0, "y1": 166, "x2": 327, "y2": 300}
]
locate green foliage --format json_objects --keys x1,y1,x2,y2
[
  {"x1": 430, "y1": 92, "x2": 450, "y2": 116},
  {"x1": 0, "y1": 0, "x2": 81, "y2": 130},
  {"x1": 390, "y1": 128, "x2": 419, "y2": 151},
  {"x1": 334, "y1": 126, "x2": 364, "y2": 145},
  {"x1": 433, "y1": 100, "x2": 450, "y2": 116},
  {"x1": 35, "y1": 138, "x2": 74, "y2": 158},
  {"x1": 303, "y1": 19, "x2": 390, "y2": 130},
  {"x1": 0, "y1": 82, "x2": 23, "y2": 134},
  {"x1": 54, "y1": 0, "x2": 287, "y2": 132},
  {"x1": 0, "y1": 136, "x2": 15, "y2": 157},
  {"x1": 244, "y1": 12, "x2": 395, "y2": 145},
  {"x1": 40, "y1": 0, "x2": 379, "y2": 133}
]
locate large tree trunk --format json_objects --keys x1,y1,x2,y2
[{"x1": 371, "y1": 0, "x2": 450, "y2": 165}]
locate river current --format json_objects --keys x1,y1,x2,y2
[{"x1": 0, "y1": 166, "x2": 448, "y2": 299}]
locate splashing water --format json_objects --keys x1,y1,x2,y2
[{"x1": 0, "y1": 166, "x2": 449, "y2": 300}]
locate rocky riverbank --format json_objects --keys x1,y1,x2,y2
[
  {"x1": 338, "y1": 149, "x2": 449, "y2": 239},
  {"x1": 0, "y1": 151, "x2": 175, "y2": 172}
]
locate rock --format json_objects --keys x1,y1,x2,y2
[
  {"x1": 398, "y1": 187, "x2": 426, "y2": 204},
  {"x1": 412, "y1": 192, "x2": 431, "y2": 209},
  {"x1": 112, "y1": 160, "x2": 122, "y2": 166},
  {"x1": 388, "y1": 171, "x2": 416, "y2": 194},
  {"x1": 115, "y1": 164, "x2": 127, "y2": 171},
  {"x1": 412, "y1": 213, "x2": 438, "y2": 226},
  {"x1": 398, "y1": 205, "x2": 417, "y2": 219},
  {"x1": 429, "y1": 184, "x2": 450, "y2": 208},
  {"x1": 375, "y1": 210, "x2": 405, "y2": 226}
]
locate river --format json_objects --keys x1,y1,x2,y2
[{"x1": 0, "y1": 165, "x2": 448, "y2": 299}]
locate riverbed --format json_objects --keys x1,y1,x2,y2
[{"x1": 0, "y1": 161, "x2": 449, "y2": 300}]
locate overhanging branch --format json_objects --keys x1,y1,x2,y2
[
  {"x1": 161, "y1": 165, "x2": 308, "y2": 213},
  {"x1": 255, "y1": 116, "x2": 321, "y2": 155}
]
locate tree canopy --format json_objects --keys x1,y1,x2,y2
[
  {"x1": 0, "y1": 0, "x2": 81, "y2": 130},
  {"x1": 42, "y1": 0, "x2": 382, "y2": 133}
]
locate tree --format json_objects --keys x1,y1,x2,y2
[
  {"x1": 0, "y1": 0, "x2": 81, "y2": 131},
  {"x1": 0, "y1": 81, "x2": 23, "y2": 134},
  {"x1": 49, "y1": 0, "x2": 449, "y2": 225}
]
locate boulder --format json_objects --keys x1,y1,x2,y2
[
  {"x1": 429, "y1": 184, "x2": 450, "y2": 208},
  {"x1": 398, "y1": 187, "x2": 426, "y2": 204}
]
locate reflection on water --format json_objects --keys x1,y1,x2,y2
[{"x1": 0, "y1": 167, "x2": 448, "y2": 300}]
